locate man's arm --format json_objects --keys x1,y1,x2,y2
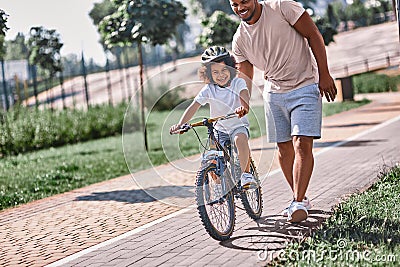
[
  {"x1": 237, "y1": 60, "x2": 254, "y2": 96},
  {"x1": 293, "y1": 12, "x2": 337, "y2": 102}
]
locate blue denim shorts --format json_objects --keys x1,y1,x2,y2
[{"x1": 263, "y1": 83, "x2": 322, "y2": 143}]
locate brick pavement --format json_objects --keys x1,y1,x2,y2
[{"x1": 1, "y1": 92, "x2": 399, "y2": 267}]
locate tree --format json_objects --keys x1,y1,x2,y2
[
  {"x1": 298, "y1": 0, "x2": 317, "y2": 13},
  {"x1": 99, "y1": 0, "x2": 187, "y2": 151},
  {"x1": 313, "y1": 4, "x2": 338, "y2": 46},
  {"x1": 346, "y1": 0, "x2": 368, "y2": 27},
  {"x1": 190, "y1": 0, "x2": 233, "y2": 17},
  {"x1": 5, "y1": 33, "x2": 28, "y2": 60},
  {"x1": 197, "y1": 11, "x2": 239, "y2": 48},
  {"x1": 89, "y1": 0, "x2": 117, "y2": 26},
  {"x1": 27, "y1": 26, "x2": 63, "y2": 108}
]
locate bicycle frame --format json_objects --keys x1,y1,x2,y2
[{"x1": 196, "y1": 115, "x2": 241, "y2": 196}]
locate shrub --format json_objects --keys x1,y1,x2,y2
[
  {"x1": 352, "y1": 73, "x2": 399, "y2": 94},
  {"x1": 0, "y1": 103, "x2": 139, "y2": 156}
]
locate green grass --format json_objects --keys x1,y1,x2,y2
[
  {"x1": 0, "y1": 100, "x2": 370, "y2": 210},
  {"x1": 322, "y1": 98, "x2": 370, "y2": 117},
  {"x1": 271, "y1": 165, "x2": 400, "y2": 266}
]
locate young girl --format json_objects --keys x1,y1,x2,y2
[{"x1": 169, "y1": 46, "x2": 256, "y2": 188}]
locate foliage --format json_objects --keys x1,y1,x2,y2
[
  {"x1": 352, "y1": 72, "x2": 399, "y2": 94},
  {"x1": 0, "y1": 9, "x2": 9, "y2": 59},
  {"x1": 190, "y1": 0, "x2": 233, "y2": 17},
  {"x1": 89, "y1": 0, "x2": 117, "y2": 26},
  {"x1": 99, "y1": 0, "x2": 187, "y2": 48},
  {"x1": 144, "y1": 82, "x2": 187, "y2": 111},
  {"x1": 5, "y1": 32, "x2": 28, "y2": 60},
  {"x1": 197, "y1": 11, "x2": 239, "y2": 48},
  {"x1": 298, "y1": 0, "x2": 317, "y2": 11},
  {"x1": 313, "y1": 16, "x2": 338, "y2": 46},
  {"x1": 27, "y1": 26, "x2": 64, "y2": 76},
  {"x1": 346, "y1": 0, "x2": 369, "y2": 27},
  {"x1": 0, "y1": 103, "x2": 137, "y2": 156}
]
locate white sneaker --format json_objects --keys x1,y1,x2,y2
[
  {"x1": 240, "y1": 172, "x2": 257, "y2": 189},
  {"x1": 287, "y1": 201, "x2": 308, "y2": 223},
  {"x1": 281, "y1": 197, "x2": 312, "y2": 217}
]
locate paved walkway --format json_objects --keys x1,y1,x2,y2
[{"x1": 1, "y1": 92, "x2": 400, "y2": 266}]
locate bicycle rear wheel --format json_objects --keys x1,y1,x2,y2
[
  {"x1": 195, "y1": 163, "x2": 235, "y2": 241},
  {"x1": 241, "y1": 159, "x2": 263, "y2": 220}
]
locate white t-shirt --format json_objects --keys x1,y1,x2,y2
[
  {"x1": 232, "y1": 0, "x2": 318, "y2": 93},
  {"x1": 194, "y1": 77, "x2": 250, "y2": 134}
]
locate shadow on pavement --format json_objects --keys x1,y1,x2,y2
[
  {"x1": 220, "y1": 210, "x2": 332, "y2": 252},
  {"x1": 323, "y1": 122, "x2": 379, "y2": 128},
  {"x1": 314, "y1": 139, "x2": 386, "y2": 148},
  {"x1": 74, "y1": 185, "x2": 194, "y2": 204}
]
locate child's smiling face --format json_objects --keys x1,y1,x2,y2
[{"x1": 210, "y1": 62, "x2": 231, "y2": 87}]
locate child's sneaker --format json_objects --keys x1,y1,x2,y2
[
  {"x1": 240, "y1": 172, "x2": 257, "y2": 190},
  {"x1": 287, "y1": 200, "x2": 308, "y2": 223},
  {"x1": 281, "y1": 197, "x2": 311, "y2": 217}
]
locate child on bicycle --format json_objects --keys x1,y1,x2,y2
[{"x1": 169, "y1": 46, "x2": 256, "y2": 189}]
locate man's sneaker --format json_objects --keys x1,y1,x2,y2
[
  {"x1": 281, "y1": 197, "x2": 312, "y2": 217},
  {"x1": 287, "y1": 201, "x2": 308, "y2": 223},
  {"x1": 240, "y1": 172, "x2": 257, "y2": 189}
]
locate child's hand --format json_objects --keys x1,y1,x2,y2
[
  {"x1": 169, "y1": 124, "x2": 182, "y2": 134},
  {"x1": 235, "y1": 106, "x2": 248, "y2": 118}
]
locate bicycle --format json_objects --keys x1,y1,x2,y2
[{"x1": 171, "y1": 113, "x2": 263, "y2": 241}]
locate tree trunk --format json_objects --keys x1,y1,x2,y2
[
  {"x1": 1, "y1": 59, "x2": 9, "y2": 110},
  {"x1": 105, "y1": 58, "x2": 113, "y2": 106},
  {"x1": 138, "y1": 41, "x2": 148, "y2": 151},
  {"x1": 81, "y1": 51, "x2": 90, "y2": 109}
]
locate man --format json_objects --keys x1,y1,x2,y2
[{"x1": 229, "y1": 0, "x2": 337, "y2": 222}]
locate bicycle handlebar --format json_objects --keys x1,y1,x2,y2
[{"x1": 170, "y1": 112, "x2": 238, "y2": 135}]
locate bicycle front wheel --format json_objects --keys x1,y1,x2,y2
[
  {"x1": 241, "y1": 159, "x2": 263, "y2": 220},
  {"x1": 195, "y1": 163, "x2": 235, "y2": 241}
]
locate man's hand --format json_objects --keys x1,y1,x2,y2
[
  {"x1": 235, "y1": 106, "x2": 248, "y2": 118},
  {"x1": 319, "y1": 74, "x2": 337, "y2": 102}
]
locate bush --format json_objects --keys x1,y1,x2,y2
[
  {"x1": 144, "y1": 82, "x2": 187, "y2": 111},
  {"x1": 0, "y1": 103, "x2": 139, "y2": 156},
  {"x1": 352, "y1": 73, "x2": 399, "y2": 94}
]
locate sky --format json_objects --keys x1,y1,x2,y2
[{"x1": 0, "y1": 0, "x2": 107, "y2": 65}]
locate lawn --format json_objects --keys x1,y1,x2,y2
[{"x1": 0, "y1": 99, "x2": 370, "y2": 210}]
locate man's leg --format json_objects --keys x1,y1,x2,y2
[
  {"x1": 277, "y1": 141, "x2": 295, "y2": 190},
  {"x1": 292, "y1": 135, "x2": 314, "y2": 202}
]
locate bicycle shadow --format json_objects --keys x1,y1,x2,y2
[
  {"x1": 220, "y1": 209, "x2": 332, "y2": 253},
  {"x1": 74, "y1": 185, "x2": 195, "y2": 204}
]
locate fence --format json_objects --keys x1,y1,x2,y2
[{"x1": 329, "y1": 50, "x2": 400, "y2": 79}]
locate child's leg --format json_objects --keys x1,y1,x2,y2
[{"x1": 234, "y1": 133, "x2": 251, "y2": 173}]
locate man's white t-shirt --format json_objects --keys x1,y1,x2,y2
[
  {"x1": 194, "y1": 77, "x2": 250, "y2": 134},
  {"x1": 232, "y1": 0, "x2": 318, "y2": 93}
]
